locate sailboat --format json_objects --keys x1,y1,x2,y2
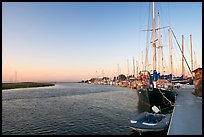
[
  {"x1": 170, "y1": 35, "x2": 194, "y2": 85},
  {"x1": 136, "y1": 2, "x2": 177, "y2": 113}
]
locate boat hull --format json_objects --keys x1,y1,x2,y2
[
  {"x1": 130, "y1": 112, "x2": 171, "y2": 134},
  {"x1": 137, "y1": 88, "x2": 176, "y2": 111}
]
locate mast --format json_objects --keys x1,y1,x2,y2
[
  {"x1": 133, "y1": 57, "x2": 135, "y2": 77},
  {"x1": 169, "y1": 27, "x2": 173, "y2": 75},
  {"x1": 14, "y1": 71, "x2": 17, "y2": 83},
  {"x1": 152, "y1": 2, "x2": 156, "y2": 71},
  {"x1": 161, "y1": 35, "x2": 164, "y2": 74},
  {"x1": 127, "y1": 59, "x2": 129, "y2": 76},
  {"x1": 142, "y1": 51, "x2": 144, "y2": 70},
  {"x1": 136, "y1": 60, "x2": 139, "y2": 76},
  {"x1": 182, "y1": 35, "x2": 185, "y2": 76},
  {"x1": 96, "y1": 70, "x2": 98, "y2": 78},
  {"x1": 190, "y1": 34, "x2": 193, "y2": 71},
  {"x1": 157, "y1": 11, "x2": 161, "y2": 73},
  {"x1": 194, "y1": 51, "x2": 197, "y2": 69},
  {"x1": 145, "y1": 47, "x2": 148, "y2": 70},
  {"x1": 117, "y1": 64, "x2": 120, "y2": 77},
  {"x1": 171, "y1": 29, "x2": 192, "y2": 76},
  {"x1": 102, "y1": 69, "x2": 104, "y2": 78}
]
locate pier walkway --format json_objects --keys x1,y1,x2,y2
[{"x1": 167, "y1": 85, "x2": 202, "y2": 135}]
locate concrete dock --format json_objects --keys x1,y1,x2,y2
[{"x1": 167, "y1": 85, "x2": 202, "y2": 135}]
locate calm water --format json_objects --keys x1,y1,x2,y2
[{"x1": 2, "y1": 83, "x2": 149, "y2": 135}]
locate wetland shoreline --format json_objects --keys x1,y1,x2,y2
[{"x1": 2, "y1": 82, "x2": 55, "y2": 90}]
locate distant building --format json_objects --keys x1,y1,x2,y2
[{"x1": 192, "y1": 68, "x2": 202, "y2": 97}]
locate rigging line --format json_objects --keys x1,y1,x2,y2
[
  {"x1": 163, "y1": 51, "x2": 169, "y2": 74},
  {"x1": 159, "y1": 89, "x2": 173, "y2": 106},
  {"x1": 167, "y1": 2, "x2": 171, "y2": 27},
  {"x1": 185, "y1": 44, "x2": 192, "y2": 71},
  {"x1": 145, "y1": 2, "x2": 152, "y2": 71},
  {"x1": 185, "y1": 41, "x2": 191, "y2": 64},
  {"x1": 170, "y1": 28, "x2": 192, "y2": 75},
  {"x1": 138, "y1": 5, "x2": 148, "y2": 59},
  {"x1": 145, "y1": 2, "x2": 151, "y2": 70},
  {"x1": 161, "y1": 2, "x2": 171, "y2": 29},
  {"x1": 160, "y1": 32, "x2": 168, "y2": 73},
  {"x1": 141, "y1": 26, "x2": 170, "y2": 32},
  {"x1": 171, "y1": 38, "x2": 181, "y2": 75},
  {"x1": 138, "y1": 3, "x2": 147, "y2": 55},
  {"x1": 172, "y1": 43, "x2": 181, "y2": 75},
  {"x1": 160, "y1": 46, "x2": 168, "y2": 74},
  {"x1": 156, "y1": 26, "x2": 170, "y2": 30},
  {"x1": 163, "y1": 44, "x2": 169, "y2": 73}
]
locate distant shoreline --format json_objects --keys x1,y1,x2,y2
[{"x1": 2, "y1": 82, "x2": 55, "y2": 90}]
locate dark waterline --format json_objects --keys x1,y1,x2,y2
[{"x1": 2, "y1": 83, "x2": 149, "y2": 135}]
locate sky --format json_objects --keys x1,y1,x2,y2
[{"x1": 2, "y1": 2, "x2": 202, "y2": 82}]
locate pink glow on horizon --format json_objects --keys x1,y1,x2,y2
[{"x1": 2, "y1": 66, "x2": 95, "y2": 82}]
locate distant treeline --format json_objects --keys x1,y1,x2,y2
[{"x1": 2, "y1": 82, "x2": 55, "y2": 90}]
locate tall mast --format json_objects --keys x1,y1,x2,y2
[
  {"x1": 152, "y1": 2, "x2": 156, "y2": 71},
  {"x1": 157, "y1": 11, "x2": 161, "y2": 73},
  {"x1": 182, "y1": 35, "x2": 185, "y2": 76},
  {"x1": 169, "y1": 27, "x2": 173, "y2": 75},
  {"x1": 190, "y1": 34, "x2": 193, "y2": 71},
  {"x1": 161, "y1": 35, "x2": 164, "y2": 74}
]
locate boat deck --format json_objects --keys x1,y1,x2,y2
[{"x1": 167, "y1": 85, "x2": 202, "y2": 135}]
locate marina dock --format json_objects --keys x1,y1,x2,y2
[{"x1": 167, "y1": 85, "x2": 202, "y2": 135}]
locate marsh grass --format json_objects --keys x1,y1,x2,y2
[{"x1": 2, "y1": 82, "x2": 55, "y2": 90}]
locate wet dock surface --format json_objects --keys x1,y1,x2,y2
[{"x1": 167, "y1": 85, "x2": 202, "y2": 135}]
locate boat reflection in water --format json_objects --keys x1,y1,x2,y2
[{"x1": 137, "y1": 93, "x2": 151, "y2": 113}]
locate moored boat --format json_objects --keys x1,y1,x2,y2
[
  {"x1": 134, "y1": 1, "x2": 178, "y2": 111},
  {"x1": 136, "y1": 70, "x2": 176, "y2": 112},
  {"x1": 130, "y1": 111, "x2": 171, "y2": 135}
]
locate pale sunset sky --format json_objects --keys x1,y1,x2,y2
[{"x1": 2, "y1": 2, "x2": 202, "y2": 82}]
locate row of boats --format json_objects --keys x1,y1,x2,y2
[
  {"x1": 86, "y1": 2, "x2": 195, "y2": 135},
  {"x1": 128, "y1": 1, "x2": 194, "y2": 134},
  {"x1": 87, "y1": 70, "x2": 192, "y2": 135},
  {"x1": 87, "y1": 69, "x2": 188, "y2": 134}
]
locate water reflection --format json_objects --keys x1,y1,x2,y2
[
  {"x1": 137, "y1": 100, "x2": 151, "y2": 113},
  {"x1": 2, "y1": 83, "x2": 141, "y2": 135}
]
